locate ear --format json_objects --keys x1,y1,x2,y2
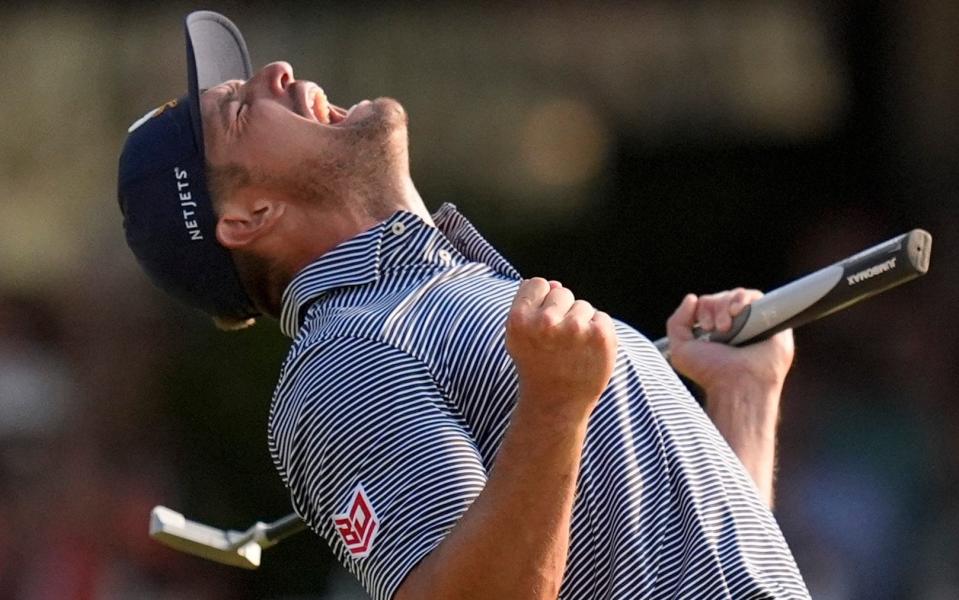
[{"x1": 216, "y1": 193, "x2": 286, "y2": 249}]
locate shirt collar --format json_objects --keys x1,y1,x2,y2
[{"x1": 279, "y1": 203, "x2": 519, "y2": 338}]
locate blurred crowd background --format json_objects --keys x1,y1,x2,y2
[{"x1": 1, "y1": 1, "x2": 956, "y2": 598}]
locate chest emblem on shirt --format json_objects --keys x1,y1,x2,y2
[{"x1": 332, "y1": 484, "x2": 379, "y2": 558}]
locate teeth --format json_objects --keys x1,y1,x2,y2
[
  {"x1": 321, "y1": 94, "x2": 330, "y2": 124},
  {"x1": 310, "y1": 89, "x2": 330, "y2": 124},
  {"x1": 308, "y1": 90, "x2": 319, "y2": 122}
]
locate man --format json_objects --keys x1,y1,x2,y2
[{"x1": 118, "y1": 11, "x2": 808, "y2": 600}]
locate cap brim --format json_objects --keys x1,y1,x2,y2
[{"x1": 185, "y1": 11, "x2": 253, "y2": 152}]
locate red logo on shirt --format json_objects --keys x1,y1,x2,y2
[{"x1": 332, "y1": 485, "x2": 378, "y2": 558}]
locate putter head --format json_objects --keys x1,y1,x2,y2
[{"x1": 150, "y1": 505, "x2": 262, "y2": 569}]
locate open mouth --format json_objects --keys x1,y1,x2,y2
[{"x1": 306, "y1": 85, "x2": 351, "y2": 126}]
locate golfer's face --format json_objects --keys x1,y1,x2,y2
[{"x1": 199, "y1": 61, "x2": 378, "y2": 172}]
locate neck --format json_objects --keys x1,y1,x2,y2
[
  {"x1": 393, "y1": 176, "x2": 433, "y2": 226},
  {"x1": 244, "y1": 175, "x2": 432, "y2": 319}
]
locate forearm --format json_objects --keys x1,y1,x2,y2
[
  {"x1": 664, "y1": 290, "x2": 792, "y2": 508},
  {"x1": 706, "y1": 380, "x2": 782, "y2": 507},
  {"x1": 396, "y1": 395, "x2": 589, "y2": 600}
]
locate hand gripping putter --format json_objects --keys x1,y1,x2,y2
[
  {"x1": 149, "y1": 229, "x2": 932, "y2": 568},
  {"x1": 652, "y1": 228, "x2": 932, "y2": 356}
]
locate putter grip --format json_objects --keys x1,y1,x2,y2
[{"x1": 653, "y1": 229, "x2": 931, "y2": 355}]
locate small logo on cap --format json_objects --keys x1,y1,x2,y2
[
  {"x1": 127, "y1": 99, "x2": 179, "y2": 133},
  {"x1": 174, "y1": 167, "x2": 203, "y2": 241}
]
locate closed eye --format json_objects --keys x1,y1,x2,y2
[
  {"x1": 211, "y1": 82, "x2": 242, "y2": 133},
  {"x1": 227, "y1": 83, "x2": 248, "y2": 129},
  {"x1": 230, "y1": 82, "x2": 247, "y2": 126}
]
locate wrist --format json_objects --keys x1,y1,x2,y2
[
  {"x1": 705, "y1": 379, "x2": 782, "y2": 436},
  {"x1": 705, "y1": 376, "x2": 783, "y2": 456},
  {"x1": 514, "y1": 384, "x2": 597, "y2": 431}
]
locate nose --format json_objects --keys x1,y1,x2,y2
[{"x1": 247, "y1": 61, "x2": 294, "y2": 98}]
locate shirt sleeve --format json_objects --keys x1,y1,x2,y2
[{"x1": 275, "y1": 335, "x2": 488, "y2": 600}]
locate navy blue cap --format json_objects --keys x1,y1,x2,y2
[{"x1": 117, "y1": 11, "x2": 258, "y2": 322}]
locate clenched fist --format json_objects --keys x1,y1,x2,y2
[{"x1": 505, "y1": 278, "x2": 618, "y2": 421}]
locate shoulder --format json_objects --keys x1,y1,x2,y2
[
  {"x1": 268, "y1": 332, "x2": 460, "y2": 494},
  {"x1": 274, "y1": 334, "x2": 441, "y2": 420},
  {"x1": 280, "y1": 334, "x2": 395, "y2": 377}
]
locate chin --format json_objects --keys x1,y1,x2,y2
[
  {"x1": 370, "y1": 97, "x2": 408, "y2": 129},
  {"x1": 360, "y1": 97, "x2": 410, "y2": 160}
]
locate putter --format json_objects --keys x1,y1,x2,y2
[
  {"x1": 150, "y1": 229, "x2": 932, "y2": 568},
  {"x1": 150, "y1": 505, "x2": 308, "y2": 569},
  {"x1": 653, "y1": 229, "x2": 932, "y2": 357}
]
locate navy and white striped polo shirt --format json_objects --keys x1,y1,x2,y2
[{"x1": 268, "y1": 203, "x2": 809, "y2": 600}]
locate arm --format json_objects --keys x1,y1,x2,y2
[
  {"x1": 395, "y1": 278, "x2": 617, "y2": 600},
  {"x1": 665, "y1": 289, "x2": 795, "y2": 507}
]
